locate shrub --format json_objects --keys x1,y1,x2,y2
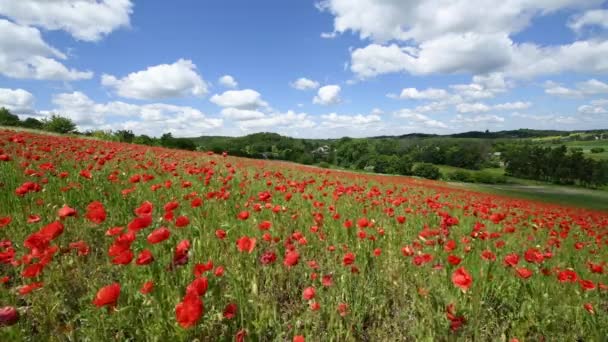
[
  {"x1": 413, "y1": 163, "x2": 441, "y2": 180},
  {"x1": 447, "y1": 170, "x2": 473, "y2": 183},
  {"x1": 590, "y1": 147, "x2": 605, "y2": 154},
  {"x1": 42, "y1": 114, "x2": 77, "y2": 134}
]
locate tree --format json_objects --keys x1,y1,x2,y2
[
  {"x1": 413, "y1": 163, "x2": 442, "y2": 180},
  {"x1": 115, "y1": 130, "x2": 135, "y2": 143},
  {"x1": 42, "y1": 114, "x2": 77, "y2": 134},
  {"x1": 21, "y1": 117, "x2": 43, "y2": 129},
  {"x1": 0, "y1": 107, "x2": 20, "y2": 126}
]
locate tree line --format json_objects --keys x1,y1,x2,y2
[{"x1": 501, "y1": 144, "x2": 608, "y2": 187}]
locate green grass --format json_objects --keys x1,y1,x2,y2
[{"x1": 451, "y1": 182, "x2": 608, "y2": 211}]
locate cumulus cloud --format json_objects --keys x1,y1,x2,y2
[
  {"x1": 568, "y1": 9, "x2": 608, "y2": 33},
  {"x1": 102, "y1": 59, "x2": 208, "y2": 100},
  {"x1": 456, "y1": 103, "x2": 491, "y2": 113},
  {"x1": 0, "y1": 88, "x2": 35, "y2": 114},
  {"x1": 320, "y1": 112, "x2": 381, "y2": 128},
  {"x1": 220, "y1": 107, "x2": 266, "y2": 121},
  {"x1": 0, "y1": 0, "x2": 133, "y2": 42},
  {"x1": 210, "y1": 89, "x2": 268, "y2": 109},
  {"x1": 237, "y1": 110, "x2": 316, "y2": 131},
  {"x1": 451, "y1": 114, "x2": 505, "y2": 124},
  {"x1": 0, "y1": 19, "x2": 93, "y2": 80},
  {"x1": 218, "y1": 75, "x2": 238, "y2": 88},
  {"x1": 320, "y1": 1, "x2": 608, "y2": 79},
  {"x1": 290, "y1": 77, "x2": 320, "y2": 90},
  {"x1": 544, "y1": 79, "x2": 608, "y2": 98},
  {"x1": 394, "y1": 109, "x2": 448, "y2": 128},
  {"x1": 399, "y1": 88, "x2": 449, "y2": 100},
  {"x1": 313, "y1": 85, "x2": 341, "y2": 105},
  {"x1": 48, "y1": 91, "x2": 222, "y2": 136}
]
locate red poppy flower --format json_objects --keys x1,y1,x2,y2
[
  {"x1": 258, "y1": 220, "x2": 272, "y2": 230},
  {"x1": 451, "y1": 267, "x2": 473, "y2": 292},
  {"x1": 223, "y1": 303, "x2": 238, "y2": 319},
  {"x1": 27, "y1": 215, "x2": 41, "y2": 224},
  {"x1": 446, "y1": 255, "x2": 462, "y2": 266},
  {"x1": 85, "y1": 201, "x2": 106, "y2": 224},
  {"x1": 184, "y1": 277, "x2": 207, "y2": 297},
  {"x1": 557, "y1": 269, "x2": 577, "y2": 283},
  {"x1": 302, "y1": 287, "x2": 316, "y2": 300},
  {"x1": 215, "y1": 229, "x2": 226, "y2": 239},
  {"x1": 0, "y1": 216, "x2": 11, "y2": 228},
  {"x1": 58, "y1": 205, "x2": 77, "y2": 219},
  {"x1": 140, "y1": 281, "x2": 154, "y2": 294},
  {"x1": 236, "y1": 236, "x2": 256, "y2": 253},
  {"x1": 136, "y1": 249, "x2": 154, "y2": 265},
  {"x1": 284, "y1": 250, "x2": 300, "y2": 267},
  {"x1": 128, "y1": 215, "x2": 152, "y2": 232},
  {"x1": 18, "y1": 282, "x2": 44, "y2": 295},
  {"x1": 343, "y1": 252, "x2": 355, "y2": 266},
  {"x1": 175, "y1": 216, "x2": 190, "y2": 228},
  {"x1": 175, "y1": 291, "x2": 203, "y2": 328},
  {"x1": 237, "y1": 211, "x2": 250, "y2": 220},
  {"x1": 503, "y1": 254, "x2": 519, "y2": 267},
  {"x1": 337, "y1": 303, "x2": 349, "y2": 317},
  {"x1": 260, "y1": 251, "x2": 277, "y2": 265},
  {"x1": 147, "y1": 227, "x2": 171, "y2": 244},
  {"x1": 293, "y1": 336, "x2": 305, "y2": 342},
  {"x1": 93, "y1": 283, "x2": 120, "y2": 308},
  {"x1": 516, "y1": 267, "x2": 533, "y2": 279},
  {"x1": 134, "y1": 201, "x2": 153, "y2": 217},
  {"x1": 112, "y1": 249, "x2": 133, "y2": 265},
  {"x1": 579, "y1": 279, "x2": 595, "y2": 291},
  {"x1": 0, "y1": 306, "x2": 19, "y2": 326}
]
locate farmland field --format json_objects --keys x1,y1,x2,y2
[{"x1": 0, "y1": 130, "x2": 607, "y2": 341}]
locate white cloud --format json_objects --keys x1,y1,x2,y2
[
  {"x1": 0, "y1": 0, "x2": 133, "y2": 42},
  {"x1": 399, "y1": 87, "x2": 449, "y2": 100},
  {"x1": 544, "y1": 81, "x2": 583, "y2": 98},
  {"x1": 577, "y1": 79, "x2": 608, "y2": 95},
  {"x1": 451, "y1": 114, "x2": 505, "y2": 124},
  {"x1": 0, "y1": 19, "x2": 93, "y2": 80},
  {"x1": 492, "y1": 101, "x2": 532, "y2": 111},
  {"x1": 102, "y1": 59, "x2": 208, "y2": 100},
  {"x1": 456, "y1": 103, "x2": 491, "y2": 113},
  {"x1": 49, "y1": 91, "x2": 222, "y2": 136},
  {"x1": 0, "y1": 88, "x2": 35, "y2": 114},
  {"x1": 210, "y1": 89, "x2": 268, "y2": 109},
  {"x1": 544, "y1": 79, "x2": 608, "y2": 98},
  {"x1": 290, "y1": 77, "x2": 320, "y2": 90},
  {"x1": 394, "y1": 109, "x2": 448, "y2": 128},
  {"x1": 319, "y1": 0, "x2": 600, "y2": 42},
  {"x1": 320, "y1": 112, "x2": 381, "y2": 128},
  {"x1": 578, "y1": 104, "x2": 607, "y2": 115},
  {"x1": 220, "y1": 107, "x2": 266, "y2": 121},
  {"x1": 511, "y1": 112, "x2": 555, "y2": 121},
  {"x1": 218, "y1": 75, "x2": 238, "y2": 88},
  {"x1": 237, "y1": 110, "x2": 315, "y2": 131},
  {"x1": 322, "y1": 1, "x2": 608, "y2": 79},
  {"x1": 568, "y1": 9, "x2": 608, "y2": 33},
  {"x1": 313, "y1": 85, "x2": 341, "y2": 105}
]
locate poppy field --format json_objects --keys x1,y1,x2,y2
[{"x1": 0, "y1": 129, "x2": 607, "y2": 341}]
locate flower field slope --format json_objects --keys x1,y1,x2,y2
[{"x1": 0, "y1": 130, "x2": 607, "y2": 341}]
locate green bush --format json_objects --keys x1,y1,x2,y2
[
  {"x1": 42, "y1": 114, "x2": 77, "y2": 134},
  {"x1": 447, "y1": 170, "x2": 473, "y2": 183},
  {"x1": 318, "y1": 161, "x2": 331, "y2": 169},
  {"x1": 413, "y1": 163, "x2": 442, "y2": 180},
  {"x1": 472, "y1": 171, "x2": 507, "y2": 184},
  {"x1": 590, "y1": 147, "x2": 605, "y2": 153}
]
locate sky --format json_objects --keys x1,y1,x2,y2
[{"x1": 1, "y1": 0, "x2": 608, "y2": 138}]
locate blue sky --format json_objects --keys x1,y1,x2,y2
[{"x1": 1, "y1": 0, "x2": 608, "y2": 138}]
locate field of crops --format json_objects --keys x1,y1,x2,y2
[{"x1": 0, "y1": 130, "x2": 606, "y2": 341}]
